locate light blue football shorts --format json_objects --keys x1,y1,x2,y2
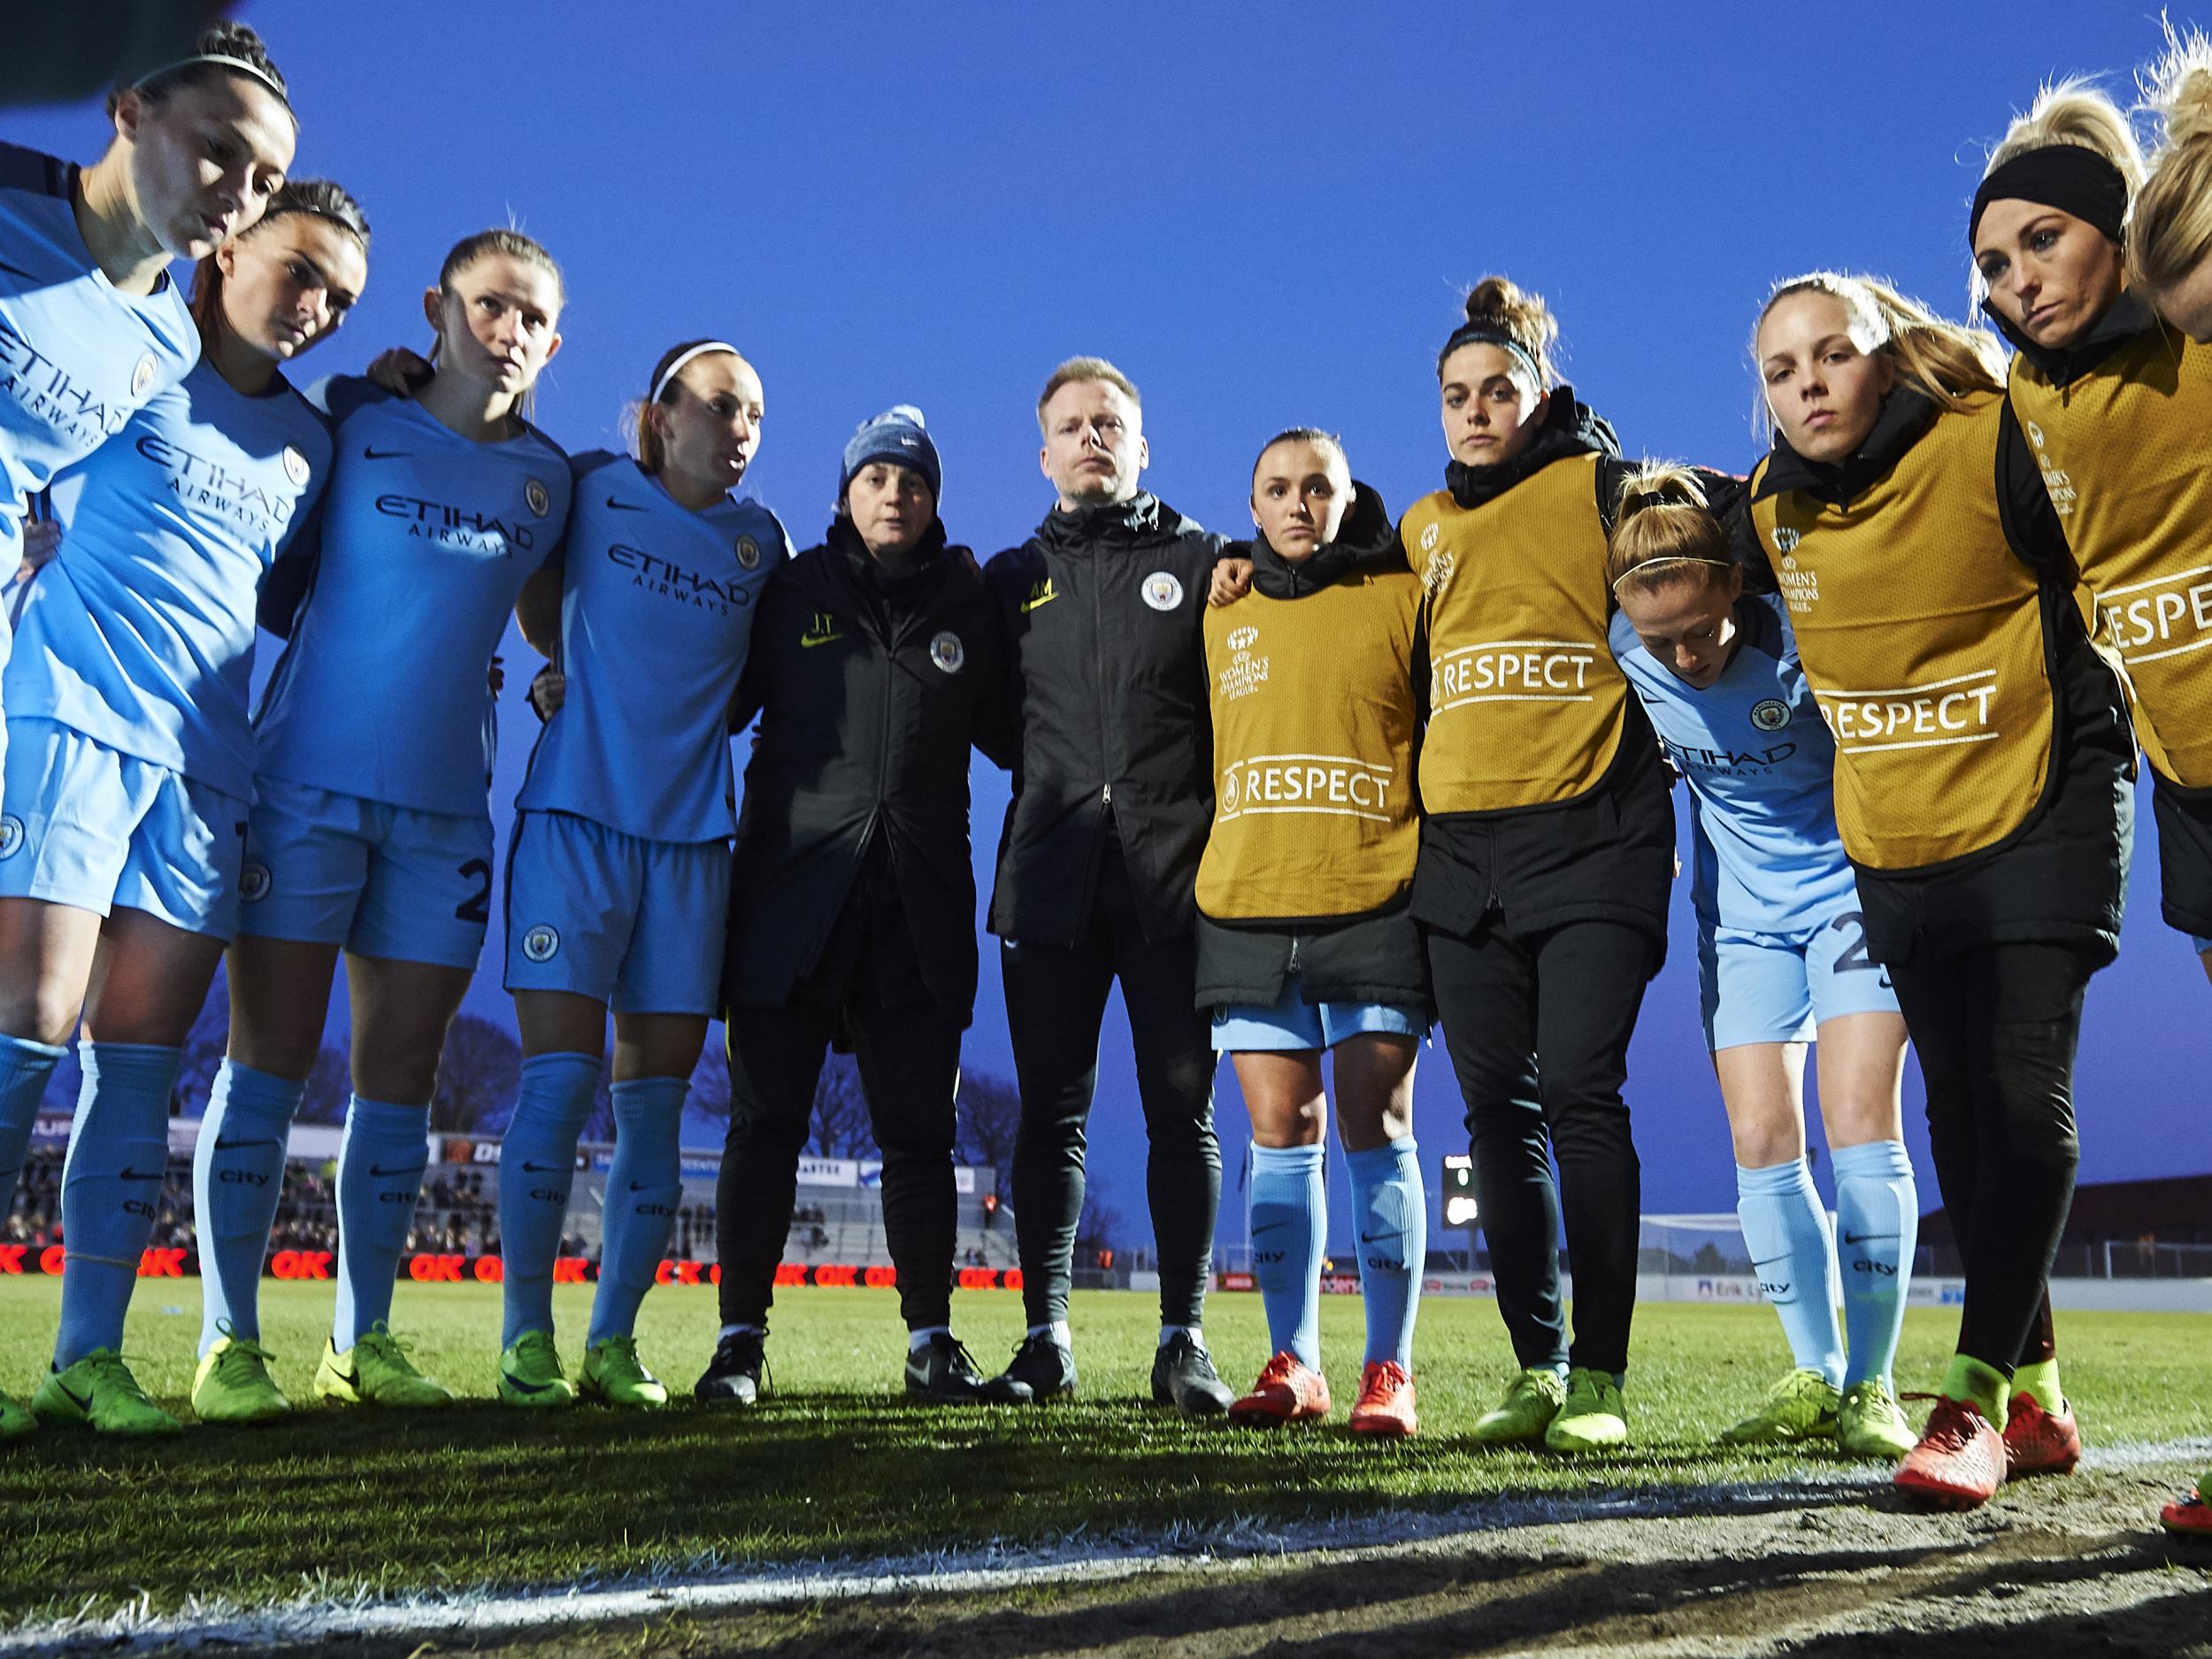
[
  {"x1": 1211, "y1": 974, "x2": 1425, "y2": 1054},
  {"x1": 1698, "y1": 904, "x2": 1902, "y2": 1052},
  {"x1": 502, "y1": 809, "x2": 729, "y2": 1016},
  {"x1": 235, "y1": 772, "x2": 495, "y2": 969},
  {"x1": 0, "y1": 717, "x2": 246, "y2": 937}
]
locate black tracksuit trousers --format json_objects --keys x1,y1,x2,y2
[
  {"x1": 1886, "y1": 941, "x2": 2093, "y2": 1375},
  {"x1": 1006, "y1": 840, "x2": 1220, "y2": 1329},
  {"x1": 1427, "y1": 917, "x2": 1659, "y2": 1377},
  {"x1": 717, "y1": 994, "x2": 964, "y2": 1333}
]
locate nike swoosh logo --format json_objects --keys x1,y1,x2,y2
[
  {"x1": 521, "y1": 1162, "x2": 568, "y2": 1173},
  {"x1": 368, "y1": 1162, "x2": 426, "y2": 1179},
  {"x1": 606, "y1": 495, "x2": 645, "y2": 511},
  {"x1": 119, "y1": 1167, "x2": 165, "y2": 1182},
  {"x1": 1251, "y1": 1220, "x2": 1291, "y2": 1235},
  {"x1": 212, "y1": 1136, "x2": 279, "y2": 1152},
  {"x1": 627, "y1": 1180, "x2": 657, "y2": 1192},
  {"x1": 54, "y1": 1378, "x2": 92, "y2": 1411},
  {"x1": 503, "y1": 1371, "x2": 557, "y2": 1394},
  {"x1": 1749, "y1": 1254, "x2": 1793, "y2": 1269},
  {"x1": 362, "y1": 446, "x2": 410, "y2": 460},
  {"x1": 1840, "y1": 1230, "x2": 1897, "y2": 1246},
  {"x1": 1020, "y1": 589, "x2": 1056, "y2": 613},
  {"x1": 1359, "y1": 1229, "x2": 1403, "y2": 1243},
  {"x1": 800, "y1": 631, "x2": 843, "y2": 649}
]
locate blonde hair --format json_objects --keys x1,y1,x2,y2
[
  {"x1": 1974, "y1": 78, "x2": 2147, "y2": 302},
  {"x1": 2131, "y1": 19, "x2": 2212, "y2": 294},
  {"x1": 1754, "y1": 273, "x2": 2006, "y2": 437},
  {"x1": 1036, "y1": 356, "x2": 1140, "y2": 432},
  {"x1": 1605, "y1": 464, "x2": 1731, "y2": 598},
  {"x1": 1438, "y1": 274, "x2": 1559, "y2": 387}
]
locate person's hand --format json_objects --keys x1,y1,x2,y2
[
  {"x1": 488, "y1": 654, "x2": 505, "y2": 695},
  {"x1": 529, "y1": 664, "x2": 566, "y2": 722},
  {"x1": 1208, "y1": 557, "x2": 1253, "y2": 607},
  {"x1": 15, "y1": 517, "x2": 61, "y2": 582},
  {"x1": 365, "y1": 347, "x2": 434, "y2": 397}
]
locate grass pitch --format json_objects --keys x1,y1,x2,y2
[{"x1": 0, "y1": 1278, "x2": 2205, "y2": 1629}]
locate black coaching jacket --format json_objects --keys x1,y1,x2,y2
[
  {"x1": 723, "y1": 518, "x2": 1014, "y2": 1019},
  {"x1": 984, "y1": 492, "x2": 1226, "y2": 948}
]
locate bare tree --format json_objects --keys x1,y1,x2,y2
[
  {"x1": 430, "y1": 1013, "x2": 523, "y2": 1133},
  {"x1": 297, "y1": 1045, "x2": 352, "y2": 1126},
  {"x1": 954, "y1": 1070, "x2": 1021, "y2": 1194},
  {"x1": 1075, "y1": 1177, "x2": 1125, "y2": 1255},
  {"x1": 808, "y1": 1053, "x2": 879, "y2": 1158},
  {"x1": 686, "y1": 1042, "x2": 732, "y2": 1121}
]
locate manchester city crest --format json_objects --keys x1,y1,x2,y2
[
  {"x1": 1750, "y1": 698, "x2": 1791, "y2": 732},
  {"x1": 238, "y1": 862, "x2": 272, "y2": 902},
  {"x1": 1141, "y1": 571, "x2": 1184, "y2": 611},
  {"x1": 526, "y1": 478, "x2": 551, "y2": 517},
  {"x1": 0, "y1": 816, "x2": 21, "y2": 861},
  {"x1": 131, "y1": 354, "x2": 157, "y2": 397},
  {"x1": 522, "y1": 925, "x2": 561, "y2": 963},
  {"x1": 929, "y1": 631, "x2": 965, "y2": 673},
  {"x1": 281, "y1": 446, "x2": 311, "y2": 488},
  {"x1": 736, "y1": 534, "x2": 762, "y2": 570}
]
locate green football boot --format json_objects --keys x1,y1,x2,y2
[
  {"x1": 1717, "y1": 1367, "x2": 1841, "y2": 1446},
  {"x1": 496, "y1": 1329, "x2": 577, "y2": 1407},
  {"x1": 191, "y1": 1326, "x2": 293, "y2": 1424},
  {"x1": 580, "y1": 1334, "x2": 668, "y2": 1409},
  {"x1": 33, "y1": 1350, "x2": 182, "y2": 1436},
  {"x1": 0, "y1": 1392, "x2": 33, "y2": 1440},
  {"x1": 315, "y1": 1322, "x2": 454, "y2": 1409},
  {"x1": 1468, "y1": 1365, "x2": 1566, "y2": 1446},
  {"x1": 1544, "y1": 1367, "x2": 1629, "y2": 1452},
  {"x1": 1837, "y1": 1377, "x2": 1918, "y2": 1460}
]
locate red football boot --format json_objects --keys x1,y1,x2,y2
[{"x1": 1893, "y1": 1396, "x2": 2007, "y2": 1510}]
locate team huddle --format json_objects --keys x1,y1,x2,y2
[{"x1": 4, "y1": 19, "x2": 2212, "y2": 1540}]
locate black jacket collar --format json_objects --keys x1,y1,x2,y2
[
  {"x1": 1753, "y1": 388, "x2": 1939, "y2": 508},
  {"x1": 802, "y1": 516, "x2": 975, "y2": 627},
  {"x1": 1443, "y1": 385, "x2": 1620, "y2": 511},
  {"x1": 1985, "y1": 289, "x2": 2156, "y2": 388},
  {"x1": 1033, "y1": 489, "x2": 1194, "y2": 553},
  {"x1": 1240, "y1": 481, "x2": 1402, "y2": 599}
]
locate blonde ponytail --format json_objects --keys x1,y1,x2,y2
[
  {"x1": 2132, "y1": 20, "x2": 2212, "y2": 293},
  {"x1": 1606, "y1": 464, "x2": 1731, "y2": 599}
]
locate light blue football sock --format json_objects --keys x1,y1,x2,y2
[
  {"x1": 0, "y1": 1033, "x2": 64, "y2": 1202},
  {"x1": 193, "y1": 1060, "x2": 306, "y2": 1355},
  {"x1": 1831, "y1": 1139, "x2": 1918, "y2": 1390},
  {"x1": 588, "y1": 1075, "x2": 687, "y2": 1345},
  {"x1": 1737, "y1": 1158, "x2": 1846, "y2": 1387},
  {"x1": 332, "y1": 1094, "x2": 429, "y2": 1350},
  {"x1": 1248, "y1": 1141, "x2": 1325, "y2": 1370},
  {"x1": 1347, "y1": 1135, "x2": 1425, "y2": 1370},
  {"x1": 496, "y1": 1051, "x2": 602, "y2": 1347},
  {"x1": 55, "y1": 1043, "x2": 182, "y2": 1369}
]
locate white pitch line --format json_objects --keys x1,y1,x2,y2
[{"x1": 6, "y1": 1439, "x2": 2208, "y2": 1656}]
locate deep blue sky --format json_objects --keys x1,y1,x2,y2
[{"x1": 9, "y1": 2, "x2": 2208, "y2": 1249}]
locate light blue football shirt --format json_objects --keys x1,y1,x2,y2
[
  {"x1": 516, "y1": 452, "x2": 787, "y2": 842},
  {"x1": 16, "y1": 360, "x2": 330, "y2": 801},
  {"x1": 1609, "y1": 592, "x2": 1856, "y2": 934},
  {"x1": 253, "y1": 378, "x2": 571, "y2": 817},
  {"x1": 0, "y1": 142, "x2": 200, "y2": 688}
]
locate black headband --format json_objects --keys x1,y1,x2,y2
[
  {"x1": 1969, "y1": 144, "x2": 2128, "y2": 249},
  {"x1": 1440, "y1": 321, "x2": 1543, "y2": 388}
]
